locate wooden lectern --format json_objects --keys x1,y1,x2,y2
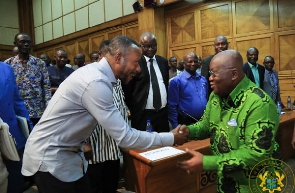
[
  {"x1": 122, "y1": 138, "x2": 216, "y2": 193},
  {"x1": 122, "y1": 111, "x2": 295, "y2": 193}
]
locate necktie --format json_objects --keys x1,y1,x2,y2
[
  {"x1": 149, "y1": 58, "x2": 162, "y2": 110},
  {"x1": 269, "y1": 71, "x2": 276, "y2": 101}
]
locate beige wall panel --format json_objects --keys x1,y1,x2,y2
[
  {"x1": 89, "y1": 1, "x2": 105, "y2": 27},
  {"x1": 278, "y1": 33, "x2": 295, "y2": 71},
  {"x1": 62, "y1": 0, "x2": 74, "y2": 15},
  {"x1": 35, "y1": 26, "x2": 43, "y2": 45},
  {"x1": 42, "y1": 0, "x2": 52, "y2": 23},
  {"x1": 125, "y1": 26, "x2": 139, "y2": 43},
  {"x1": 90, "y1": 34, "x2": 106, "y2": 52},
  {"x1": 52, "y1": 0, "x2": 63, "y2": 20},
  {"x1": 235, "y1": 35, "x2": 272, "y2": 66},
  {"x1": 33, "y1": 0, "x2": 42, "y2": 27},
  {"x1": 105, "y1": 0, "x2": 123, "y2": 22},
  {"x1": 233, "y1": 0, "x2": 271, "y2": 35},
  {"x1": 0, "y1": 52, "x2": 13, "y2": 61},
  {"x1": 53, "y1": 18, "x2": 63, "y2": 39},
  {"x1": 36, "y1": 51, "x2": 44, "y2": 58},
  {"x1": 170, "y1": 13, "x2": 195, "y2": 45},
  {"x1": 45, "y1": 49, "x2": 55, "y2": 61},
  {"x1": 199, "y1": 3, "x2": 231, "y2": 40},
  {"x1": 43, "y1": 22, "x2": 53, "y2": 42},
  {"x1": 77, "y1": 39, "x2": 90, "y2": 63},
  {"x1": 107, "y1": 29, "x2": 123, "y2": 40},
  {"x1": 64, "y1": 43, "x2": 76, "y2": 65},
  {"x1": 63, "y1": 13, "x2": 75, "y2": 36},
  {"x1": 75, "y1": 7, "x2": 89, "y2": 31},
  {"x1": 277, "y1": 0, "x2": 295, "y2": 30},
  {"x1": 169, "y1": 46, "x2": 197, "y2": 63},
  {"x1": 201, "y1": 44, "x2": 214, "y2": 59},
  {"x1": 0, "y1": 0, "x2": 19, "y2": 28}
]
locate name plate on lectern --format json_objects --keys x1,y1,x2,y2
[{"x1": 139, "y1": 146, "x2": 185, "y2": 161}]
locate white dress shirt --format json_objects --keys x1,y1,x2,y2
[
  {"x1": 144, "y1": 55, "x2": 167, "y2": 109},
  {"x1": 21, "y1": 57, "x2": 174, "y2": 182}
]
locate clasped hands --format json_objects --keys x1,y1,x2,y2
[
  {"x1": 171, "y1": 124, "x2": 190, "y2": 146},
  {"x1": 171, "y1": 125, "x2": 204, "y2": 174}
]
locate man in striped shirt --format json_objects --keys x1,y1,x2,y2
[{"x1": 86, "y1": 40, "x2": 127, "y2": 193}]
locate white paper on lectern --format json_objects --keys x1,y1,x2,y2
[{"x1": 139, "y1": 147, "x2": 185, "y2": 161}]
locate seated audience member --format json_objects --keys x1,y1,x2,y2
[
  {"x1": 263, "y1": 55, "x2": 283, "y2": 105},
  {"x1": 86, "y1": 40, "x2": 127, "y2": 193},
  {"x1": 178, "y1": 50, "x2": 280, "y2": 193},
  {"x1": 243, "y1": 47, "x2": 265, "y2": 88},
  {"x1": 168, "y1": 52, "x2": 208, "y2": 128},
  {"x1": 21, "y1": 36, "x2": 187, "y2": 193},
  {"x1": 0, "y1": 61, "x2": 33, "y2": 193},
  {"x1": 47, "y1": 49, "x2": 74, "y2": 95},
  {"x1": 40, "y1": 54, "x2": 53, "y2": 68},
  {"x1": 72, "y1": 54, "x2": 86, "y2": 70},
  {"x1": 89, "y1": 51, "x2": 99, "y2": 62}
]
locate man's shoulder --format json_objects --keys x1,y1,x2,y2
[
  {"x1": 4, "y1": 57, "x2": 14, "y2": 64},
  {"x1": 155, "y1": 55, "x2": 168, "y2": 62},
  {"x1": 203, "y1": 55, "x2": 214, "y2": 62}
]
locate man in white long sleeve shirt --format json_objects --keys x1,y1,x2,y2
[{"x1": 21, "y1": 36, "x2": 187, "y2": 193}]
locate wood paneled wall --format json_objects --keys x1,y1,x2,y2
[
  {"x1": 165, "y1": 0, "x2": 295, "y2": 106},
  {"x1": 33, "y1": 20, "x2": 139, "y2": 65},
  {"x1": 3, "y1": 0, "x2": 294, "y2": 106}
]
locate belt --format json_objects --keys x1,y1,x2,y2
[{"x1": 144, "y1": 107, "x2": 166, "y2": 113}]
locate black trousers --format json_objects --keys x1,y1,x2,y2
[
  {"x1": 33, "y1": 171, "x2": 91, "y2": 193},
  {"x1": 86, "y1": 160, "x2": 120, "y2": 193},
  {"x1": 134, "y1": 107, "x2": 169, "y2": 132}
]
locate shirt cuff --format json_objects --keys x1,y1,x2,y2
[
  {"x1": 203, "y1": 155, "x2": 218, "y2": 171},
  {"x1": 187, "y1": 125, "x2": 196, "y2": 139},
  {"x1": 158, "y1": 132, "x2": 174, "y2": 146}
]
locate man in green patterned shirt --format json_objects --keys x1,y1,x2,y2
[{"x1": 178, "y1": 50, "x2": 280, "y2": 193}]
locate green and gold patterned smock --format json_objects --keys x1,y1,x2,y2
[{"x1": 188, "y1": 76, "x2": 280, "y2": 193}]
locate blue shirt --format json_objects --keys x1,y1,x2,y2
[
  {"x1": 248, "y1": 62, "x2": 260, "y2": 86},
  {"x1": 0, "y1": 62, "x2": 33, "y2": 149},
  {"x1": 168, "y1": 70, "x2": 208, "y2": 128}
]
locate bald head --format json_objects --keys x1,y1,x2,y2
[
  {"x1": 209, "y1": 50, "x2": 244, "y2": 97},
  {"x1": 214, "y1": 35, "x2": 228, "y2": 53},
  {"x1": 54, "y1": 49, "x2": 68, "y2": 69},
  {"x1": 139, "y1": 32, "x2": 157, "y2": 58}
]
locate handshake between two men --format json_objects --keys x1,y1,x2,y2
[
  {"x1": 171, "y1": 124, "x2": 190, "y2": 146},
  {"x1": 171, "y1": 125, "x2": 205, "y2": 175}
]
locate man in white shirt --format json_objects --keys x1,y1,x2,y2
[{"x1": 21, "y1": 36, "x2": 188, "y2": 193}]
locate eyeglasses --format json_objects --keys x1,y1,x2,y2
[
  {"x1": 209, "y1": 68, "x2": 235, "y2": 77},
  {"x1": 141, "y1": 44, "x2": 157, "y2": 50}
]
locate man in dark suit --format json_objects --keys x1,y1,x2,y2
[
  {"x1": 263, "y1": 55, "x2": 282, "y2": 105},
  {"x1": 201, "y1": 35, "x2": 228, "y2": 95},
  {"x1": 243, "y1": 47, "x2": 265, "y2": 88},
  {"x1": 123, "y1": 32, "x2": 170, "y2": 132}
]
